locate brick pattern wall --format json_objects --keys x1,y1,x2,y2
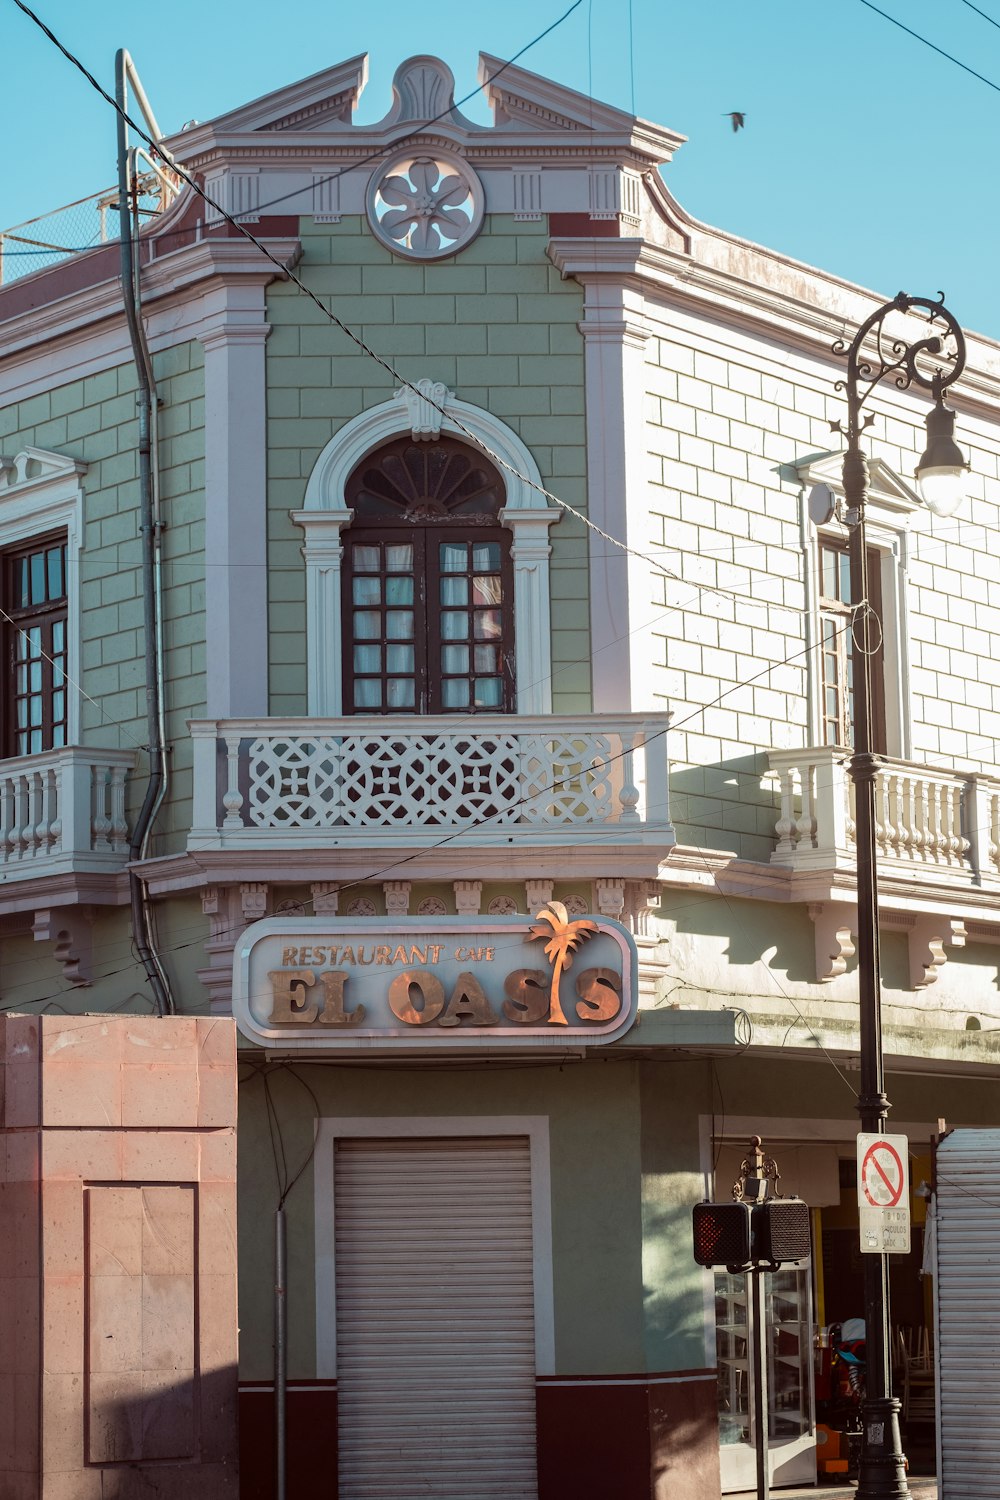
[
  {"x1": 643, "y1": 310, "x2": 1000, "y2": 861},
  {"x1": 265, "y1": 215, "x2": 592, "y2": 715}
]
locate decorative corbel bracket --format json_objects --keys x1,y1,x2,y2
[
  {"x1": 909, "y1": 917, "x2": 968, "y2": 989},
  {"x1": 809, "y1": 902, "x2": 857, "y2": 982},
  {"x1": 32, "y1": 906, "x2": 94, "y2": 987}
]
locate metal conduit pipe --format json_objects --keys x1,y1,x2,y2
[
  {"x1": 275, "y1": 1206, "x2": 288, "y2": 1500},
  {"x1": 115, "y1": 49, "x2": 172, "y2": 1017}
]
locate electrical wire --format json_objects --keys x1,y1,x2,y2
[
  {"x1": 0, "y1": 615, "x2": 866, "y2": 1014},
  {"x1": 8, "y1": 0, "x2": 793, "y2": 626},
  {"x1": 857, "y1": 0, "x2": 1000, "y2": 94},
  {"x1": 0, "y1": 603, "x2": 147, "y2": 753},
  {"x1": 247, "y1": 1060, "x2": 323, "y2": 1208},
  {"x1": 958, "y1": 0, "x2": 1000, "y2": 30},
  {"x1": 6, "y1": 4, "x2": 997, "y2": 1120},
  {"x1": 3, "y1": 0, "x2": 585, "y2": 261}
]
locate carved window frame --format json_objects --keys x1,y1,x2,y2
[
  {"x1": 2, "y1": 530, "x2": 70, "y2": 757},
  {"x1": 294, "y1": 388, "x2": 559, "y2": 716},
  {"x1": 799, "y1": 455, "x2": 918, "y2": 760},
  {"x1": 0, "y1": 449, "x2": 85, "y2": 752}
]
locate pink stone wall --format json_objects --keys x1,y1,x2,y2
[{"x1": 0, "y1": 1013, "x2": 238, "y2": 1500}]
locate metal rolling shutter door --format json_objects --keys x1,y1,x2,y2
[
  {"x1": 936, "y1": 1131, "x2": 1000, "y2": 1499},
  {"x1": 335, "y1": 1136, "x2": 539, "y2": 1499}
]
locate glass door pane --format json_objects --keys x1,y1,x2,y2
[{"x1": 715, "y1": 1262, "x2": 815, "y2": 1490}]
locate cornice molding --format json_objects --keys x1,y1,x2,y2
[
  {"x1": 162, "y1": 54, "x2": 369, "y2": 161},
  {"x1": 548, "y1": 236, "x2": 1000, "y2": 418},
  {"x1": 199, "y1": 321, "x2": 272, "y2": 353},
  {"x1": 0, "y1": 236, "x2": 300, "y2": 371},
  {"x1": 0, "y1": 869, "x2": 129, "y2": 918},
  {"x1": 134, "y1": 845, "x2": 672, "y2": 897}
]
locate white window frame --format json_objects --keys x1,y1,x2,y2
[
  {"x1": 798, "y1": 454, "x2": 918, "y2": 760},
  {"x1": 313, "y1": 1114, "x2": 555, "y2": 1379},
  {"x1": 0, "y1": 448, "x2": 86, "y2": 749},
  {"x1": 293, "y1": 387, "x2": 559, "y2": 715}
]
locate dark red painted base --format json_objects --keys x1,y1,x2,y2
[
  {"x1": 537, "y1": 1372, "x2": 719, "y2": 1500},
  {"x1": 239, "y1": 1383, "x2": 338, "y2": 1500},
  {"x1": 239, "y1": 1372, "x2": 718, "y2": 1500}
]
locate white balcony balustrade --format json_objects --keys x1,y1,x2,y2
[
  {"x1": 0, "y1": 747, "x2": 134, "y2": 877},
  {"x1": 769, "y1": 746, "x2": 1000, "y2": 891},
  {"x1": 189, "y1": 715, "x2": 674, "y2": 865}
]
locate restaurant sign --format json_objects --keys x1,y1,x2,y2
[{"x1": 233, "y1": 903, "x2": 638, "y2": 1051}]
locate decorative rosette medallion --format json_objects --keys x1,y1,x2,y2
[{"x1": 366, "y1": 150, "x2": 484, "y2": 260}]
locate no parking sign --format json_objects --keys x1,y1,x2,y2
[{"x1": 857, "y1": 1133, "x2": 911, "y2": 1254}]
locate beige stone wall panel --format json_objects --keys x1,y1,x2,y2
[{"x1": 0, "y1": 1014, "x2": 238, "y2": 1498}]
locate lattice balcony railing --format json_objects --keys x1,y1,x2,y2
[
  {"x1": 768, "y1": 746, "x2": 1000, "y2": 889},
  {"x1": 189, "y1": 715, "x2": 674, "y2": 849}
]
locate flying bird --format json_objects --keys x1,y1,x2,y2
[{"x1": 725, "y1": 112, "x2": 746, "y2": 132}]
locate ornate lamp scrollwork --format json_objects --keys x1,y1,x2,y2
[
  {"x1": 833, "y1": 292, "x2": 969, "y2": 517},
  {"x1": 832, "y1": 291, "x2": 966, "y2": 414}
]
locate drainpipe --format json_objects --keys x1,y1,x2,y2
[
  {"x1": 275, "y1": 1205, "x2": 288, "y2": 1500},
  {"x1": 116, "y1": 48, "x2": 173, "y2": 1016}
]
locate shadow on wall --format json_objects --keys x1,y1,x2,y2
[
  {"x1": 83, "y1": 1364, "x2": 239, "y2": 1498},
  {"x1": 669, "y1": 755, "x2": 778, "y2": 868}
]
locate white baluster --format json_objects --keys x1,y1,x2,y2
[
  {"x1": 92, "y1": 763, "x2": 111, "y2": 851},
  {"x1": 896, "y1": 774, "x2": 914, "y2": 862},
  {"x1": 0, "y1": 774, "x2": 13, "y2": 864},
  {"x1": 617, "y1": 731, "x2": 640, "y2": 823},
  {"x1": 110, "y1": 763, "x2": 129, "y2": 851},
  {"x1": 799, "y1": 762, "x2": 819, "y2": 850},
  {"x1": 952, "y1": 783, "x2": 967, "y2": 865},
  {"x1": 874, "y1": 768, "x2": 889, "y2": 856},
  {"x1": 16, "y1": 773, "x2": 31, "y2": 860},
  {"x1": 222, "y1": 734, "x2": 245, "y2": 828},
  {"x1": 40, "y1": 765, "x2": 58, "y2": 852},
  {"x1": 23, "y1": 770, "x2": 41, "y2": 858},
  {"x1": 774, "y1": 768, "x2": 797, "y2": 855},
  {"x1": 917, "y1": 780, "x2": 929, "y2": 864}
]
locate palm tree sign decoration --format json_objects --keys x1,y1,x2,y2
[{"x1": 528, "y1": 901, "x2": 598, "y2": 1025}]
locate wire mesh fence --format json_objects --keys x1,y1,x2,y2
[{"x1": 0, "y1": 178, "x2": 166, "y2": 286}]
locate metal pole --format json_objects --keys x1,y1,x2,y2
[
  {"x1": 750, "y1": 1267, "x2": 770, "y2": 1500},
  {"x1": 275, "y1": 1206, "x2": 287, "y2": 1500},
  {"x1": 843, "y1": 333, "x2": 909, "y2": 1500}
]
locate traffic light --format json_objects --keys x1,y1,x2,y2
[
  {"x1": 756, "y1": 1196, "x2": 811, "y2": 1263},
  {"x1": 692, "y1": 1200, "x2": 752, "y2": 1269},
  {"x1": 692, "y1": 1197, "x2": 810, "y2": 1271}
]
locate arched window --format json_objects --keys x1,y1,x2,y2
[
  {"x1": 343, "y1": 437, "x2": 515, "y2": 713},
  {"x1": 295, "y1": 385, "x2": 559, "y2": 717}
]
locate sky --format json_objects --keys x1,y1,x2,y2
[{"x1": 3, "y1": 0, "x2": 999, "y2": 341}]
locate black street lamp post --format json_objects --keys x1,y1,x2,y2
[{"x1": 835, "y1": 293, "x2": 967, "y2": 1500}]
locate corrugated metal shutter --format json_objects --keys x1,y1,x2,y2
[
  {"x1": 334, "y1": 1136, "x2": 539, "y2": 1499},
  {"x1": 935, "y1": 1129, "x2": 1000, "y2": 1500}
]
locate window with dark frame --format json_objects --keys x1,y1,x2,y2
[
  {"x1": 817, "y1": 538, "x2": 886, "y2": 753},
  {"x1": 3, "y1": 533, "x2": 68, "y2": 757},
  {"x1": 343, "y1": 437, "x2": 515, "y2": 714}
]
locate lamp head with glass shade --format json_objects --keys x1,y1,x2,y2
[{"x1": 915, "y1": 394, "x2": 968, "y2": 517}]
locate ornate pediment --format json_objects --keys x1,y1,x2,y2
[
  {"x1": 0, "y1": 447, "x2": 87, "y2": 495},
  {"x1": 796, "y1": 450, "x2": 922, "y2": 519},
  {"x1": 479, "y1": 54, "x2": 636, "y2": 133},
  {"x1": 162, "y1": 55, "x2": 369, "y2": 155},
  {"x1": 377, "y1": 56, "x2": 482, "y2": 132}
]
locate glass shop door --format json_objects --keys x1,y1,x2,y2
[{"x1": 716, "y1": 1263, "x2": 816, "y2": 1491}]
